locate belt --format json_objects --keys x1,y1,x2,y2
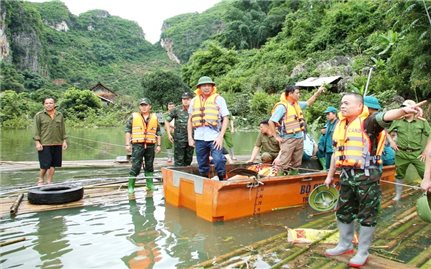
[{"x1": 398, "y1": 147, "x2": 420, "y2": 152}]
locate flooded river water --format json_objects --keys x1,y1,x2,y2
[{"x1": 0, "y1": 128, "x2": 426, "y2": 268}]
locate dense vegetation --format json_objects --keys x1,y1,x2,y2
[{"x1": 1, "y1": 0, "x2": 430, "y2": 130}]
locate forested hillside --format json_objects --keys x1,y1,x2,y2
[
  {"x1": 163, "y1": 0, "x2": 430, "y2": 125},
  {"x1": 1, "y1": 0, "x2": 177, "y2": 96},
  {"x1": 1, "y1": 0, "x2": 430, "y2": 129}
]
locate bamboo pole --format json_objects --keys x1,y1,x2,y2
[
  {"x1": 0, "y1": 237, "x2": 26, "y2": 247},
  {"x1": 190, "y1": 233, "x2": 285, "y2": 268},
  {"x1": 9, "y1": 193, "x2": 24, "y2": 216}
]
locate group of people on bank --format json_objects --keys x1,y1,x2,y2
[{"x1": 34, "y1": 75, "x2": 429, "y2": 268}]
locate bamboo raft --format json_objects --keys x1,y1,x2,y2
[
  {"x1": 190, "y1": 187, "x2": 431, "y2": 269},
  {"x1": 0, "y1": 180, "x2": 162, "y2": 217}
]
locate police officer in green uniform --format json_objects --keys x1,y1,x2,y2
[
  {"x1": 165, "y1": 92, "x2": 194, "y2": 166},
  {"x1": 324, "y1": 93, "x2": 426, "y2": 268},
  {"x1": 387, "y1": 99, "x2": 431, "y2": 201},
  {"x1": 125, "y1": 98, "x2": 162, "y2": 193}
]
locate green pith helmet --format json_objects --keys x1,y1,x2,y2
[
  {"x1": 196, "y1": 76, "x2": 215, "y2": 87},
  {"x1": 308, "y1": 185, "x2": 339, "y2": 212},
  {"x1": 416, "y1": 192, "x2": 431, "y2": 223}
]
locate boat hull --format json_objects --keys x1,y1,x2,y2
[{"x1": 162, "y1": 164, "x2": 395, "y2": 222}]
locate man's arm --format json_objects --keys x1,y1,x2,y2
[
  {"x1": 247, "y1": 146, "x2": 261, "y2": 163},
  {"x1": 165, "y1": 118, "x2": 174, "y2": 143},
  {"x1": 61, "y1": 114, "x2": 68, "y2": 150},
  {"x1": 421, "y1": 141, "x2": 431, "y2": 191},
  {"x1": 383, "y1": 100, "x2": 427, "y2": 122},
  {"x1": 187, "y1": 114, "x2": 195, "y2": 147},
  {"x1": 324, "y1": 154, "x2": 337, "y2": 186},
  {"x1": 34, "y1": 113, "x2": 43, "y2": 151},
  {"x1": 306, "y1": 85, "x2": 325, "y2": 106},
  {"x1": 125, "y1": 132, "x2": 132, "y2": 153}
]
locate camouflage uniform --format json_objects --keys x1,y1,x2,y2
[
  {"x1": 166, "y1": 106, "x2": 194, "y2": 166},
  {"x1": 337, "y1": 168, "x2": 381, "y2": 226},
  {"x1": 125, "y1": 116, "x2": 162, "y2": 176},
  {"x1": 335, "y1": 113, "x2": 390, "y2": 227}
]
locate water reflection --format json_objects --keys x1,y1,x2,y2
[
  {"x1": 33, "y1": 212, "x2": 70, "y2": 268},
  {"x1": 123, "y1": 195, "x2": 161, "y2": 269}
]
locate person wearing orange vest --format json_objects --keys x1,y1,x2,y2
[
  {"x1": 187, "y1": 76, "x2": 230, "y2": 181},
  {"x1": 125, "y1": 98, "x2": 162, "y2": 194},
  {"x1": 324, "y1": 93, "x2": 426, "y2": 268},
  {"x1": 269, "y1": 85, "x2": 325, "y2": 175}
]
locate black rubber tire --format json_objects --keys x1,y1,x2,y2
[{"x1": 28, "y1": 185, "x2": 84, "y2": 205}]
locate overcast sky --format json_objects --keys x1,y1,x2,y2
[{"x1": 28, "y1": 0, "x2": 221, "y2": 43}]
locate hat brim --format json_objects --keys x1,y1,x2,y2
[
  {"x1": 366, "y1": 105, "x2": 381, "y2": 110},
  {"x1": 196, "y1": 82, "x2": 215, "y2": 87}
]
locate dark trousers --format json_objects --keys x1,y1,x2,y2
[
  {"x1": 129, "y1": 143, "x2": 155, "y2": 176},
  {"x1": 174, "y1": 141, "x2": 194, "y2": 166},
  {"x1": 195, "y1": 140, "x2": 226, "y2": 178}
]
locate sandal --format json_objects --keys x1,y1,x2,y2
[{"x1": 36, "y1": 178, "x2": 44, "y2": 186}]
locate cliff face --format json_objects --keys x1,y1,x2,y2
[
  {"x1": 0, "y1": 8, "x2": 11, "y2": 63},
  {"x1": 2, "y1": 0, "x2": 47, "y2": 75},
  {"x1": 12, "y1": 30, "x2": 44, "y2": 73},
  {"x1": 160, "y1": 38, "x2": 180, "y2": 64}
]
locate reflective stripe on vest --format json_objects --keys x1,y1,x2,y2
[
  {"x1": 191, "y1": 93, "x2": 219, "y2": 128},
  {"x1": 271, "y1": 101, "x2": 305, "y2": 134},
  {"x1": 131, "y1": 112, "x2": 158, "y2": 144},
  {"x1": 334, "y1": 115, "x2": 385, "y2": 168}
]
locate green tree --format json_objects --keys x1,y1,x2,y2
[
  {"x1": 59, "y1": 88, "x2": 103, "y2": 120},
  {"x1": 182, "y1": 41, "x2": 239, "y2": 87},
  {"x1": 0, "y1": 90, "x2": 39, "y2": 128},
  {"x1": 141, "y1": 70, "x2": 190, "y2": 110}
]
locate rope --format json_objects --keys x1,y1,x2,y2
[
  {"x1": 67, "y1": 135, "x2": 171, "y2": 154},
  {"x1": 68, "y1": 140, "x2": 118, "y2": 157},
  {"x1": 67, "y1": 135, "x2": 124, "y2": 148},
  {"x1": 380, "y1": 179, "x2": 422, "y2": 190}
]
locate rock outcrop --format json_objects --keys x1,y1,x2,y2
[
  {"x1": 160, "y1": 38, "x2": 180, "y2": 64},
  {"x1": 0, "y1": 8, "x2": 11, "y2": 62}
]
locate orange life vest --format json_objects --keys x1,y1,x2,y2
[
  {"x1": 131, "y1": 112, "x2": 158, "y2": 144},
  {"x1": 333, "y1": 107, "x2": 386, "y2": 168},
  {"x1": 191, "y1": 93, "x2": 220, "y2": 128},
  {"x1": 271, "y1": 93, "x2": 305, "y2": 134}
]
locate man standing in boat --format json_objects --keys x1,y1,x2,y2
[
  {"x1": 269, "y1": 85, "x2": 325, "y2": 175},
  {"x1": 125, "y1": 98, "x2": 162, "y2": 193},
  {"x1": 187, "y1": 76, "x2": 230, "y2": 181},
  {"x1": 324, "y1": 93, "x2": 426, "y2": 268},
  {"x1": 33, "y1": 97, "x2": 68, "y2": 185},
  {"x1": 165, "y1": 92, "x2": 195, "y2": 166}
]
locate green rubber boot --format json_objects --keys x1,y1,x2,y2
[
  {"x1": 145, "y1": 172, "x2": 155, "y2": 191},
  {"x1": 128, "y1": 177, "x2": 136, "y2": 194}
]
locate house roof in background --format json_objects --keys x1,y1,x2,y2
[{"x1": 295, "y1": 76, "x2": 342, "y2": 87}]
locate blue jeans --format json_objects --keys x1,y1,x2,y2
[{"x1": 195, "y1": 140, "x2": 226, "y2": 179}]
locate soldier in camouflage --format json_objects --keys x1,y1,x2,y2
[
  {"x1": 324, "y1": 93, "x2": 426, "y2": 268},
  {"x1": 165, "y1": 92, "x2": 194, "y2": 166}
]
